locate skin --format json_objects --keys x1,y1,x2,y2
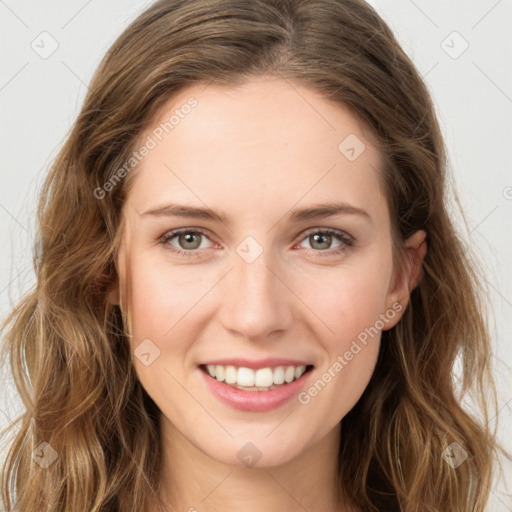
[{"x1": 108, "y1": 75, "x2": 427, "y2": 512}]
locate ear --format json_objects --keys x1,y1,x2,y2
[
  {"x1": 106, "y1": 283, "x2": 120, "y2": 305},
  {"x1": 383, "y1": 230, "x2": 427, "y2": 329}
]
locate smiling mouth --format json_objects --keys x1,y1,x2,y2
[{"x1": 199, "y1": 364, "x2": 315, "y2": 392}]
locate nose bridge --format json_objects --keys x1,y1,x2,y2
[{"x1": 219, "y1": 238, "x2": 292, "y2": 338}]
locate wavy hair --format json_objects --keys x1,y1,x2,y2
[{"x1": 0, "y1": 0, "x2": 500, "y2": 510}]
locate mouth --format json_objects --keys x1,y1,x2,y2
[{"x1": 199, "y1": 363, "x2": 315, "y2": 392}]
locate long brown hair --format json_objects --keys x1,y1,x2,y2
[{"x1": 0, "y1": 1, "x2": 500, "y2": 510}]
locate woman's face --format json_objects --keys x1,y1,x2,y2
[{"x1": 113, "y1": 76, "x2": 420, "y2": 467}]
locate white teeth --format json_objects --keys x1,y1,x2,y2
[
  {"x1": 273, "y1": 366, "x2": 285, "y2": 385},
  {"x1": 294, "y1": 365, "x2": 306, "y2": 379},
  {"x1": 205, "y1": 364, "x2": 309, "y2": 389},
  {"x1": 254, "y1": 368, "x2": 273, "y2": 387},
  {"x1": 215, "y1": 365, "x2": 225, "y2": 382},
  {"x1": 284, "y1": 366, "x2": 295, "y2": 383},
  {"x1": 224, "y1": 365, "x2": 237, "y2": 384},
  {"x1": 237, "y1": 367, "x2": 255, "y2": 387}
]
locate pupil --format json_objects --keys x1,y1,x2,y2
[
  {"x1": 181, "y1": 232, "x2": 200, "y2": 249},
  {"x1": 312, "y1": 233, "x2": 330, "y2": 250}
]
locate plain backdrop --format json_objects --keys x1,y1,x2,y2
[{"x1": 1, "y1": 0, "x2": 511, "y2": 509}]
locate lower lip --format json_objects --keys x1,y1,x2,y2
[{"x1": 198, "y1": 366, "x2": 314, "y2": 412}]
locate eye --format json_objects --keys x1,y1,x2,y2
[
  {"x1": 159, "y1": 227, "x2": 214, "y2": 258},
  {"x1": 295, "y1": 228, "x2": 354, "y2": 257}
]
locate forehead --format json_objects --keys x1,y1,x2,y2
[{"x1": 125, "y1": 76, "x2": 387, "y2": 225}]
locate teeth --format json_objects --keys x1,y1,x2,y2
[
  {"x1": 225, "y1": 365, "x2": 237, "y2": 384},
  {"x1": 285, "y1": 366, "x2": 295, "y2": 383},
  {"x1": 215, "y1": 365, "x2": 224, "y2": 382},
  {"x1": 205, "y1": 364, "x2": 308, "y2": 389},
  {"x1": 238, "y1": 367, "x2": 255, "y2": 386},
  {"x1": 294, "y1": 366, "x2": 305, "y2": 379},
  {"x1": 255, "y1": 368, "x2": 274, "y2": 387},
  {"x1": 273, "y1": 366, "x2": 285, "y2": 385}
]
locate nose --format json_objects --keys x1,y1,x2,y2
[{"x1": 218, "y1": 242, "x2": 295, "y2": 340}]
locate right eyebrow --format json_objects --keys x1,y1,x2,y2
[{"x1": 141, "y1": 203, "x2": 228, "y2": 224}]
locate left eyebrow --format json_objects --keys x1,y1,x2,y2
[
  {"x1": 286, "y1": 202, "x2": 372, "y2": 223},
  {"x1": 140, "y1": 201, "x2": 372, "y2": 225}
]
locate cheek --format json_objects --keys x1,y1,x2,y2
[
  {"x1": 298, "y1": 257, "x2": 393, "y2": 342},
  {"x1": 126, "y1": 254, "x2": 210, "y2": 340},
  {"x1": 294, "y1": 269, "x2": 388, "y2": 419},
  {"x1": 294, "y1": 252, "x2": 392, "y2": 400},
  {"x1": 124, "y1": 255, "x2": 210, "y2": 404}
]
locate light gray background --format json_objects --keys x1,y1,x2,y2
[{"x1": 1, "y1": 0, "x2": 511, "y2": 509}]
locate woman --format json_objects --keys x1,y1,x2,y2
[{"x1": 0, "y1": 0, "x2": 500, "y2": 510}]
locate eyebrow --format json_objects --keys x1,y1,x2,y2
[{"x1": 140, "y1": 201, "x2": 371, "y2": 224}]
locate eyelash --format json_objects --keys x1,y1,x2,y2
[{"x1": 159, "y1": 227, "x2": 354, "y2": 259}]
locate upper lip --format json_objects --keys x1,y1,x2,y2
[{"x1": 200, "y1": 358, "x2": 314, "y2": 370}]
